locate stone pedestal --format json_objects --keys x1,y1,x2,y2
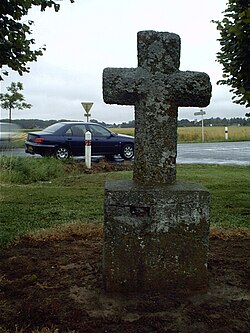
[{"x1": 103, "y1": 180, "x2": 210, "y2": 294}]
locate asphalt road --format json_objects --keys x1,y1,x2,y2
[
  {"x1": 1, "y1": 141, "x2": 250, "y2": 166},
  {"x1": 176, "y1": 141, "x2": 250, "y2": 166}
]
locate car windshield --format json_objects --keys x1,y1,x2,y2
[{"x1": 44, "y1": 123, "x2": 66, "y2": 133}]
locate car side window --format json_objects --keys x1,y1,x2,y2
[
  {"x1": 65, "y1": 128, "x2": 73, "y2": 136},
  {"x1": 65, "y1": 125, "x2": 87, "y2": 137},
  {"x1": 89, "y1": 125, "x2": 110, "y2": 137}
]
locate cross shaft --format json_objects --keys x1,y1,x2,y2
[{"x1": 103, "y1": 30, "x2": 211, "y2": 184}]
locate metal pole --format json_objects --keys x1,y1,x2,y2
[
  {"x1": 194, "y1": 109, "x2": 206, "y2": 143},
  {"x1": 201, "y1": 113, "x2": 204, "y2": 143}
]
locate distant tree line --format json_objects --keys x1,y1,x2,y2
[
  {"x1": 0, "y1": 119, "x2": 68, "y2": 129},
  {"x1": 108, "y1": 118, "x2": 250, "y2": 128},
  {"x1": 0, "y1": 117, "x2": 249, "y2": 129},
  {"x1": 179, "y1": 117, "x2": 250, "y2": 127}
]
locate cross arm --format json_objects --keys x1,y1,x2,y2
[
  {"x1": 103, "y1": 67, "x2": 148, "y2": 105},
  {"x1": 168, "y1": 71, "x2": 212, "y2": 107}
]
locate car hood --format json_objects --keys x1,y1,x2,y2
[{"x1": 116, "y1": 133, "x2": 134, "y2": 139}]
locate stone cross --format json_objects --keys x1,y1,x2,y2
[{"x1": 103, "y1": 30, "x2": 212, "y2": 184}]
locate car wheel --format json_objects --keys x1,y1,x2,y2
[
  {"x1": 120, "y1": 144, "x2": 134, "y2": 160},
  {"x1": 55, "y1": 147, "x2": 70, "y2": 160}
]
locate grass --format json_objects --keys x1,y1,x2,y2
[
  {"x1": 0, "y1": 156, "x2": 64, "y2": 183},
  {"x1": 177, "y1": 164, "x2": 250, "y2": 229},
  {"x1": 0, "y1": 179, "x2": 104, "y2": 246},
  {"x1": 178, "y1": 126, "x2": 250, "y2": 142},
  {"x1": 111, "y1": 126, "x2": 250, "y2": 142},
  {"x1": 0, "y1": 157, "x2": 249, "y2": 247}
]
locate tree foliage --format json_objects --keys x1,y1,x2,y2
[
  {"x1": 0, "y1": 0, "x2": 74, "y2": 80},
  {"x1": 0, "y1": 82, "x2": 32, "y2": 123},
  {"x1": 213, "y1": 0, "x2": 250, "y2": 107}
]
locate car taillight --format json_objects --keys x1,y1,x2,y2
[{"x1": 34, "y1": 137, "x2": 45, "y2": 143}]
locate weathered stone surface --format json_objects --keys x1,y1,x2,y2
[
  {"x1": 102, "y1": 30, "x2": 211, "y2": 294},
  {"x1": 103, "y1": 31, "x2": 212, "y2": 184},
  {"x1": 103, "y1": 180, "x2": 210, "y2": 293}
]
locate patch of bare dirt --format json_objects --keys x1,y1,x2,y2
[{"x1": 0, "y1": 225, "x2": 249, "y2": 333}]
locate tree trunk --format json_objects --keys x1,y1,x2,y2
[{"x1": 8, "y1": 107, "x2": 12, "y2": 123}]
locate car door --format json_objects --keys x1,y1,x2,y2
[
  {"x1": 87, "y1": 124, "x2": 117, "y2": 155},
  {"x1": 63, "y1": 124, "x2": 87, "y2": 156}
]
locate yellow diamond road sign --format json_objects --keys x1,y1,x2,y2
[{"x1": 81, "y1": 102, "x2": 93, "y2": 113}]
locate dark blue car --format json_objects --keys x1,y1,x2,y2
[{"x1": 25, "y1": 122, "x2": 134, "y2": 160}]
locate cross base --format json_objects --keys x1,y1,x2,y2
[{"x1": 103, "y1": 180, "x2": 210, "y2": 294}]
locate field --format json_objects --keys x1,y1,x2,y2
[
  {"x1": 110, "y1": 126, "x2": 250, "y2": 142},
  {"x1": 0, "y1": 158, "x2": 249, "y2": 333},
  {"x1": 178, "y1": 125, "x2": 250, "y2": 142}
]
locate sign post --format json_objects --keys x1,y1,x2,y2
[
  {"x1": 81, "y1": 102, "x2": 94, "y2": 122},
  {"x1": 194, "y1": 110, "x2": 206, "y2": 143},
  {"x1": 85, "y1": 131, "x2": 92, "y2": 169}
]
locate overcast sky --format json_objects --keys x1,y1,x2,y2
[{"x1": 0, "y1": 0, "x2": 247, "y2": 123}]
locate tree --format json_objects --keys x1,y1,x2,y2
[
  {"x1": 0, "y1": 82, "x2": 32, "y2": 123},
  {"x1": 0, "y1": 0, "x2": 74, "y2": 80},
  {"x1": 213, "y1": 0, "x2": 250, "y2": 107},
  {"x1": 246, "y1": 112, "x2": 250, "y2": 118}
]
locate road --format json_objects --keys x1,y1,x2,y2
[
  {"x1": 176, "y1": 141, "x2": 250, "y2": 166},
  {"x1": 1, "y1": 141, "x2": 250, "y2": 166}
]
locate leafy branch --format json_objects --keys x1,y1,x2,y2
[
  {"x1": 0, "y1": 0, "x2": 75, "y2": 80},
  {"x1": 212, "y1": 0, "x2": 250, "y2": 107}
]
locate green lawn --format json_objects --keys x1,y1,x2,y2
[
  {"x1": 0, "y1": 158, "x2": 249, "y2": 247},
  {"x1": 177, "y1": 164, "x2": 250, "y2": 229}
]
